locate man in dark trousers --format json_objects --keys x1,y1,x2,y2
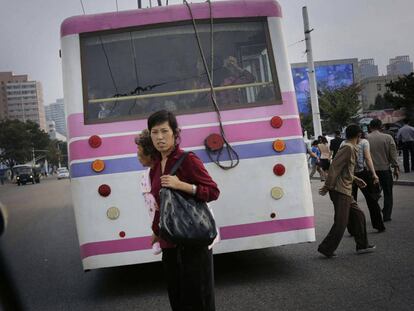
[
  {"x1": 318, "y1": 124, "x2": 376, "y2": 258},
  {"x1": 329, "y1": 130, "x2": 344, "y2": 159},
  {"x1": 396, "y1": 119, "x2": 414, "y2": 173},
  {"x1": 367, "y1": 119, "x2": 399, "y2": 222}
]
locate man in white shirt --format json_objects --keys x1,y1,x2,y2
[{"x1": 396, "y1": 119, "x2": 414, "y2": 173}]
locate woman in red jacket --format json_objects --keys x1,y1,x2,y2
[{"x1": 148, "y1": 110, "x2": 220, "y2": 311}]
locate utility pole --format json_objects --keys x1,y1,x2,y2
[
  {"x1": 302, "y1": 6, "x2": 322, "y2": 138},
  {"x1": 32, "y1": 148, "x2": 35, "y2": 166}
]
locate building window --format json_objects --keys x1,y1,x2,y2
[{"x1": 377, "y1": 84, "x2": 382, "y2": 91}]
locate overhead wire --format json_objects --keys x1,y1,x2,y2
[
  {"x1": 79, "y1": 0, "x2": 86, "y2": 14},
  {"x1": 184, "y1": 0, "x2": 239, "y2": 170}
]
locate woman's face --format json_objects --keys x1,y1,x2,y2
[
  {"x1": 150, "y1": 121, "x2": 175, "y2": 154},
  {"x1": 137, "y1": 145, "x2": 153, "y2": 167}
]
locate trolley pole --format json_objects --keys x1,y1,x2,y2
[{"x1": 302, "y1": 6, "x2": 322, "y2": 138}]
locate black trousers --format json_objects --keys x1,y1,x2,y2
[
  {"x1": 162, "y1": 246, "x2": 215, "y2": 311},
  {"x1": 376, "y1": 170, "x2": 394, "y2": 221},
  {"x1": 402, "y1": 141, "x2": 414, "y2": 173},
  {"x1": 318, "y1": 191, "x2": 369, "y2": 254},
  {"x1": 351, "y1": 170, "x2": 385, "y2": 231}
]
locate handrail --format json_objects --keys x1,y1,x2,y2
[{"x1": 88, "y1": 81, "x2": 273, "y2": 104}]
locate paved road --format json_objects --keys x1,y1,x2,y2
[{"x1": 0, "y1": 177, "x2": 413, "y2": 311}]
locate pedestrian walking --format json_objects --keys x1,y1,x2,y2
[
  {"x1": 367, "y1": 119, "x2": 399, "y2": 222},
  {"x1": 148, "y1": 110, "x2": 220, "y2": 311},
  {"x1": 318, "y1": 124, "x2": 376, "y2": 258},
  {"x1": 330, "y1": 130, "x2": 344, "y2": 159},
  {"x1": 348, "y1": 131, "x2": 385, "y2": 233},
  {"x1": 318, "y1": 136, "x2": 331, "y2": 177},
  {"x1": 396, "y1": 119, "x2": 414, "y2": 173},
  {"x1": 309, "y1": 140, "x2": 324, "y2": 181}
]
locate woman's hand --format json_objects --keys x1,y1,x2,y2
[
  {"x1": 160, "y1": 175, "x2": 182, "y2": 189},
  {"x1": 151, "y1": 233, "x2": 159, "y2": 245}
]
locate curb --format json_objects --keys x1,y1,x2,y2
[
  {"x1": 394, "y1": 180, "x2": 414, "y2": 186},
  {"x1": 310, "y1": 177, "x2": 414, "y2": 186}
]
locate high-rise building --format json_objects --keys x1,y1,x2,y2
[
  {"x1": 386, "y1": 55, "x2": 413, "y2": 76},
  {"x1": 5, "y1": 78, "x2": 46, "y2": 131},
  {"x1": 0, "y1": 72, "x2": 28, "y2": 120},
  {"x1": 45, "y1": 98, "x2": 67, "y2": 137},
  {"x1": 358, "y1": 59, "x2": 379, "y2": 79}
]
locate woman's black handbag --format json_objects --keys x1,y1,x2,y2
[{"x1": 159, "y1": 152, "x2": 218, "y2": 246}]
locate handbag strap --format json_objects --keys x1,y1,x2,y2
[{"x1": 169, "y1": 152, "x2": 189, "y2": 176}]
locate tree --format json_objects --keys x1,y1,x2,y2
[
  {"x1": 318, "y1": 84, "x2": 361, "y2": 133},
  {"x1": 369, "y1": 94, "x2": 393, "y2": 110},
  {"x1": 0, "y1": 119, "x2": 51, "y2": 165},
  {"x1": 384, "y1": 72, "x2": 414, "y2": 124}
]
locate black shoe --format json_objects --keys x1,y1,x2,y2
[
  {"x1": 377, "y1": 228, "x2": 386, "y2": 233},
  {"x1": 356, "y1": 245, "x2": 376, "y2": 254},
  {"x1": 383, "y1": 218, "x2": 392, "y2": 222},
  {"x1": 318, "y1": 248, "x2": 337, "y2": 258}
]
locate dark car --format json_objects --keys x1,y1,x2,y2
[{"x1": 13, "y1": 166, "x2": 41, "y2": 186}]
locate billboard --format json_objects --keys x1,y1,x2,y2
[{"x1": 292, "y1": 63, "x2": 354, "y2": 113}]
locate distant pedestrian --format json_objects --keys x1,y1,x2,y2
[
  {"x1": 318, "y1": 136, "x2": 331, "y2": 177},
  {"x1": 0, "y1": 170, "x2": 5, "y2": 185},
  {"x1": 318, "y1": 124, "x2": 376, "y2": 258},
  {"x1": 309, "y1": 140, "x2": 324, "y2": 181},
  {"x1": 396, "y1": 119, "x2": 414, "y2": 173},
  {"x1": 330, "y1": 130, "x2": 344, "y2": 159},
  {"x1": 367, "y1": 119, "x2": 399, "y2": 222}
]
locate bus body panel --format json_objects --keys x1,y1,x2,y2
[{"x1": 61, "y1": 0, "x2": 315, "y2": 270}]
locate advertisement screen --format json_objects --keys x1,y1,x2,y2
[{"x1": 292, "y1": 63, "x2": 354, "y2": 113}]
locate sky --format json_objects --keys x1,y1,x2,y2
[{"x1": 0, "y1": 0, "x2": 413, "y2": 105}]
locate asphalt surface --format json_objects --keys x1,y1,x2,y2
[{"x1": 0, "y1": 177, "x2": 413, "y2": 311}]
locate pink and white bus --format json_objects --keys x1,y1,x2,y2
[{"x1": 61, "y1": 0, "x2": 315, "y2": 270}]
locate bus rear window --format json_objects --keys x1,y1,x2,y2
[{"x1": 80, "y1": 19, "x2": 281, "y2": 124}]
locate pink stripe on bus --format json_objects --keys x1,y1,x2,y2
[
  {"x1": 61, "y1": 0, "x2": 282, "y2": 37},
  {"x1": 68, "y1": 91, "x2": 298, "y2": 139},
  {"x1": 80, "y1": 216, "x2": 314, "y2": 259},
  {"x1": 69, "y1": 117, "x2": 302, "y2": 161}
]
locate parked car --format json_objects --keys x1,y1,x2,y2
[{"x1": 57, "y1": 167, "x2": 70, "y2": 179}]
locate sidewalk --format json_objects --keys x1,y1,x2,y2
[
  {"x1": 309, "y1": 155, "x2": 414, "y2": 186},
  {"x1": 395, "y1": 155, "x2": 414, "y2": 186}
]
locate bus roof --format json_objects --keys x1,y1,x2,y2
[{"x1": 61, "y1": 0, "x2": 282, "y2": 37}]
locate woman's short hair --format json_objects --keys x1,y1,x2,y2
[
  {"x1": 311, "y1": 140, "x2": 319, "y2": 146},
  {"x1": 147, "y1": 110, "x2": 181, "y2": 142},
  {"x1": 319, "y1": 136, "x2": 328, "y2": 144},
  {"x1": 135, "y1": 129, "x2": 158, "y2": 159}
]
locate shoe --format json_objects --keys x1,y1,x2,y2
[
  {"x1": 377, "y1": 228, "x2": 386, "y2": 233},
  {"x1": 318, "y1": 248, "x2": 337, "y2": 258},
  {"x1": 356, "y1": 245, "x2": 376, "y2": 254},
  {"x1": 383, "y1": 218, "x2": 392, "y2": 222}
]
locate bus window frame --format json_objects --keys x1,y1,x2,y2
[{"x1": 79, "y1": 17, "x2": 282, "y2": 125}]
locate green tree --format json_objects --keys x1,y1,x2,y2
[
  {"x1": 0, "y1": 119, "x2": 51, "y2": 165},
  {"x1": 384, "y1": 72, "x2": 414, "y2": 124},
  {"x1": 369, "y1": 94, "x2": 393, "y2": 110},
  {"x1": 318, "y1": 84, "x2": 361, "y2": 133}
]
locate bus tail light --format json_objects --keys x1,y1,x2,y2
[
  {"x1": 89, "y1": 135, "x2": 102, "y2": 148},
  {"x1": 273, "y1": 164, "x2": 286, "y2": 176},
  {"x1": 98, "y1": 184, "x2": 111, "y2": 197},
  {"x1": 273, "y1": 140, "x2": 286, "y2": 152},
  {"x1": 270, "y1": 116, "x2": 283, "y2": 128},
  {"x1": 92, "y1": 159, "x2": 105, "y2": 172}
]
